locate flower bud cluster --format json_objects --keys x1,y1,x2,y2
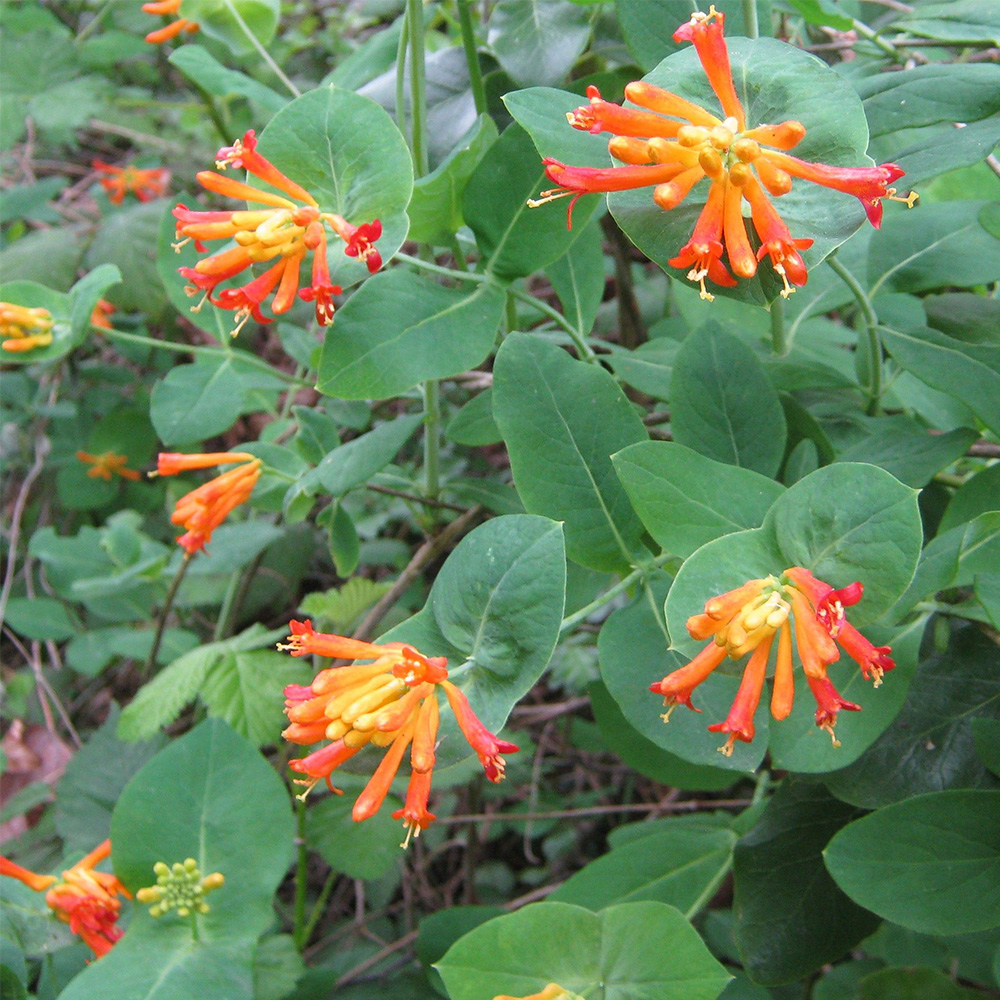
[{"x1": 136, "y1": 858, "x2": 225, "y2": 918}]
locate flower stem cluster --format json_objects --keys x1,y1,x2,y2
[
  {"x1": 152, "y1": 451, "x2": 262, "y2": 556},
  {"x1": 651, "y1": 567, "x2": 894, "y2": 754},
  {"x1": 136, "y1": 859, "x2": 225, "y2": 918},
  {"x1": 0, "y1": 840, "x2": 128, "y2": 958},
  {"x1": 530, "y1": 6, "x2": 916, "y2": 300},
  {"x1": 0, "y1": 302, "x2": 54, "y2": 352},
  {"x1": 173, "y1": 131, "x2": 383, "y2": 336},
  {"x1": 278, "y1": 621, "x2": 519, "y2": 847}
]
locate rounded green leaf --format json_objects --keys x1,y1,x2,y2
[
  {"x1": 110, "y1": 718, "x2": 295, "y2": 943},
  {"x1": 436, "y1": 900, "x2": 732, "y2": 1000},
  {"x1": 257, "y1": 86, "x2": 412, "y2": 290},
  {"x1": 180, "y1": 0, "x2": 279, "y2": 55},
  {"x1": 609, "y1": 38, "x2": 874, "y2": 304},
  {"x1": 824, "y1": 789, "x2": 1000, "y2": 935}
]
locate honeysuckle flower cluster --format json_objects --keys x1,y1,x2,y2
[
  {"x1": 135, "y1": 859, "x2": 224, "y2": 918},
  {"x1": 278, "y1": 621, "x2": 519, "y2": 847},
  {"x1": 142, "y1": 0, "x2": 199, "y2": 44},
  {"x1": 93, "y1": 160, "x2": 170, "y2": 205},
  {"x1": 77, "y1": 450, "x2": 141, "y2": 482},
  {"x1": 90, "y1": 298, "x2": 116, "y2": 331},
  {"x1": 495, "y1": 986, "x2": 583, "y2": 1000},
  {"x1": 151, "y1": 451, "x2": 261, "y2": 556},
  {"x1": 173, "y1": 130, "x2": 384, "y2": 336},
  {"x1": 530, "y1": 6, "x2": 916, "y2": 300},
  {"x1": 651, "y1": 566, "x2": 894, "y2": 754},
  {"x1": 1, "y1": 302, "x2": 54, "y2": 352},
  {"x1": 0, "y1": 840, "x2": 128, "y2": 958}
]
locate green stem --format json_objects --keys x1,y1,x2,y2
[
  {"x1": 447, "y1": 235, "x2": 469, "y2": 272},
  {"x1": 685, "y1": 856, "x2": 733, "y2": 920},
  {"x1": 505, "y1": 291, "x2": 518, "y2": 334},
  {"x1": 508, "y1": 285, "x2": 597, "y2": 361},
  {"x1": 560, "y1": 553, "x2": 672, "y2": 633},
  {"x1": 146, "y1": 555, "x2": 191, "y2": 674},
  {"x1": 741, "y1": 0, "x2": 759, "y2": 39},
  {"x1": 100, "y1": 326, "x2": 304, "y2": 384},
  {"x1": 395, "y1": 251, "x2": 488, "y2": 283},
  {"x1": 423, "y1": 379, "x2": 441, "y2": 500},
  {"x1": 851, "y1": 18, "x2": 908, "y2": 63},
  {"x1": 189, "y1": 911, "x2": 200, "y2": 943},
  {"x1": 769, "y1": 296, "x2": 788, "y2": 355},
  {"x1": 293, "y1": 798, "x2": 309, "y2": 951},
  {"x1": 213, "y1": 570, "x2": 242, "y2": 642},
  {"x1": 301, "y1": 870, "x2": 338, "y2": 950},
  {"x1": 191, "y1": 81, "x2": 231, "y2": 145},
  {"x1": 751, "y1": 769, "x2": 771, "y2": 805},
  {"x1": 75, "y1": 0, "x2": 114, "y2": 43},
  {"x1": 395, "y1": 12, "x2": 409, "y2": 134},
  {"x1": 826, "y1": 254, "x2": 882, "y2": 414},
  {"x1": 222, "y1": 0, "x2": 301, "y2": 97},
  {"x1": 456, "y1": 0, "x2": 487, "y2": 116},
  {"x1": 406, "y1": 0, "x2": 430, "y2": 178}
]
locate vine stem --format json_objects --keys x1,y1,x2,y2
[
  {"x1": 300, "y1": 870, "x2": 337, "y2": 951},
  {"x1": 456, "y1": 0, "x2": 487, "y2": 115},
  {"x1": 406, "y1": 0, "x2": 429, "y2": 178},
  {"x1": 293, "y1": 798, "x2": 309, "y2": 951},
  {"x1": 222, "y1": 0, "x2": 300, "y2": 97},
  {"x1": 769, "y1": 296, "x2": 788, "y2": 355},
  {"x1": 741, "y1": 0, "x2": 759, "y2": 39},
  {"x1": 146, "y1": 555, "x2": 191, "y2": 674},
  {"x1": 560, "y1": 553, "x2": 673, "y2": 633},
  {"x1": 423, "y1": 379, "x2": 441, "y2": 499},
  {"x1": 826, "y1": 254, "x2": 882, "y2": 414}
]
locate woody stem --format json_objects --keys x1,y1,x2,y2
[
  {"x1": 146, "y1": 554, "x2": 191, "y2": 675},
  {"x1": 826, "y1": 254, "x2": 882, "y2": 414}
]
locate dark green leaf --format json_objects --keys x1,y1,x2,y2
[
  {"x1": 305, "y1": 793, "x2": 406, "y2": 880},
  {"x1": 544, "y1": 219, "x2": 605, "y2": 338},
  {"x1": 858, "y1": 967, "x2": 983, "y2": 1000},
  {"x1": 168, "y1": 44, "x2": 286, "y2": 112},
  {"x1": 446, "y1": 389, "x2": 501, "y2": 447}
]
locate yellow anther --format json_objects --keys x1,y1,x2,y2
[
  {"x1": 886, "y1": 188, "x2": 919, "y2": 208},
  {"x1": 526, "y1": 188, "x2": 576, "y2": 209}
]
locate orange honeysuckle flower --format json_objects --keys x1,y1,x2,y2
[
  {"x1": 142, "y1": 0, "x2": 199, "y2": 44},
  {"x1": 93, "y1": 161, "x2": 170, "y2": 205},
  {"x1": 90, "y1": 298, "x2": 116, "y2": 331},
  {"x1": 76, "y1": 450, "x2": 142, "y2": 482},
  {"x1": 528, "y1": 5, "x2": 917, "y2": 300},
  {"x1": 494, "y1": 986, "x2": 582, "y2": 1000},
  {"x1": 154, "y1": 451, "x2": 262, "y2": 555},
  {"x1": 651, "y1": 566, "x2": 893, "y2": 753},
  {"x1": 0, "y1": 840, "x2": 128, "y2": 959},
  {"x1": 278, "y1": 620, "x2": 519, "y2": 847},
  {"x1": 173, "y1": 130, "x2": 384, "y2": 334},
  {"x1": 0, "y1": 301, "x2": 54, "y2": 352}
]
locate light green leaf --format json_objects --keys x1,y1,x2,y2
[{"x1": 180, "y1": 0, "x2": 279, "y2": 54}]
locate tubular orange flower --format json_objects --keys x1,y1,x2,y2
[
  {"x1": 93, "y1": 161, "x2": 170, "y2": 204},
  {"x1": 1, "y1": 301, "x2": 54, "y2": 352},
  {"x1": 142, "y1": 0, "x2": 199, "y2": 44},
  {"x1": 1, "y1": 841, "x2": 128, "y2": 959},
  {"x1": 172, "y1": 130, "x2": 384, "y2": 334},
  {"x1": 76, "y1": 450, "x2": 142, "y2": 482},
  {"x1": 277, "y1": 620, "x2": 519, "y2": 846},
  {"x1": 90, "y1": 298, "x2": 115, "y2": 331},
  {"x1": 652, "y1": 566, "x2": 892, "y2": 752},
  {"x1": 154, "y1": 451, "x2": 261, "y2": 555},
  {"x1": 527, "y1": 4, "x2": 916, "y2": 298},
  {"x1": 494, "y1": 986, "x2": 582, "y2": 1000}
]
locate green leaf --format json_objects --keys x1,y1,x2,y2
[
  {"x1": 825, "y1": 789, "x2": 1000, "y2": 935},
  {"x1": 492, "y1": 333, "x2": 647, "y2": 572},
  {"x1": 613, "y1": 441, "x2": 784, "y2": 559},
  {"x1": 327, "y1": 501, "x2": 360, "y2": 578},
  {"x1": 180, "y1": 0, "x2": 279, "y2": 54},
  {"x1": 0, "y1": 227, "x2": 84, "y2": 293},
  {"x1": 253, "y1": 935, "x2": 305, "y2": 1000},
  {"x1": 605, "y1": 337, "x2": 679, "y2": 399},
  {"x1": 55, "y1": 705, "x2": 166, "y2": 856},
  {"x1": 880, "y1": 325, "x2": 1000, "y2": 439},
  {"x1": 858, "y1": 967, "x2": 983, "y2": 1000},
  {"x1": 200, "y1": 649, "x2": 310, "y2": 748},
  {"x1": 446, "y1": 389, "x2": 502, "y2": 447},
  {"x1": 786, "y1": 0, "x2": 853, "y2": 30},
  {"x1": 463, "y1": 122, "x2": 600, "y2": 282},
  {"x1": 317, "y1": 272, "x2": 504, "y2": 399},
  {"x1": 670, "y1": 326, "x2": 787, "y2": 476},
  {"x1": 149, "y1": 356, "x2": 284, "y2": 445},
  {"x1": 408, "y1": 115, "x2": 498, "y2": 245},
  {"x1": 824, "y1": 623, "x2": 1000, "y2": 809},
  {"x1": 544, "y1": 219, "x2": 606, "y2": 339},
  {"x1": 257, "y1": 86, "x2": 412, "y2": 290},
  {"x1": 733, "y1": 781, "x2": 880, "y2": 986},
  {"x1": 3, "y1": 597, "x2": 76, "y2": 641},
  {"x1": 436, "y1": 900, "x2": 732, "y2": 1000},
  {"x1": 111, "y1": 718, "x2": 295, "y2": 939},
  {"x1": 939, "y1": 463, "x2": 1000, "y2": 534},
  {"x1": 590, "y1": 680, "x2": 739, "y2": 790},
  {"x1": 895, "y1": 0, "x2": 1000, "y2": 45},
  {"x1": 305, "y1": 793, "x2": 406, "y2": 880},
  {"x1": 168, "y1": 44, "x2": 287, "y2": 113},
  {"x1": 869, "y1": 202, "x2": 1000, "y2": 297},
  {"x1": 487, "y1": 0, "x2": 592, "y2": 88},
  {"x1": 299, "y1": 578, "x2": 393, "y2": 633},
  {"x1": 882, "y1": 117, "x2": 1000, "y2": 188},
  {"x1": 857, "y1": 64, "x2": 1000, "y2": 138},
  {"x1": 551, "y1": 822, "x2": 736, "y2": 915},
  {"x1": 610, "y1": 37, "x2": 874, "y2": 304},
  {"x1": 429, "y1": 515, "x2": 566, "y2": 732},
  {"x1": 972, "y1": 718, "x2": 1000, "y2": 779},
  {"x1": 600, "y1": 573, "x2": 766, "y2": 772}
]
